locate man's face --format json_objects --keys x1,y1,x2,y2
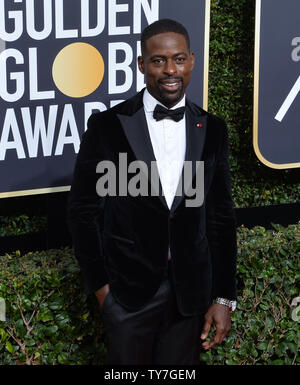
[{"x1": 138, "y1": 32, "x2": 195, "y2": 108}]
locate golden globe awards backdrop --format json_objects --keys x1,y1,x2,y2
[
  {"x1": 254, "y1": 0, "x2": 300, "y2": 169},
  {"x1": 0, "y1": 0, "x2": 210, "y2": 198}
]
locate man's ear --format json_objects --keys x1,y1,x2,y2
[
  {"x1": 138, "y1": 56, "x2": 145, "y2": 74},
  {"x1": 190, "y1": 52, "x2": 195, "y2": 71}
]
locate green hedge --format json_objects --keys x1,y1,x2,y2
[
  {"x1": 0, "y1": 248, "x2": 106, "y2": 365},
  {"x1": 0, "y1": 215, "x2": 47, "y2": 237},
  {"x1": 0, "y1": 223, "x2": 299, "y2": 365},
  {"x1": 202, "y1": 223, "x2": 300, "y2": 365},
  {"x1": 1, "y1": 0, "x2": 299, "y2": 224},
  {"x1": 209, "y1": 0, "x2": 300, "y2": 207}
]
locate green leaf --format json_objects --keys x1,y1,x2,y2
[
  {"x1": 272, "y1": 359, "x2": 284, "y2": 365},
  {"x1": 5, "y1": 341, "x2": 14, "y2": 354},
  {"x1": 37, "y1": 311, "x2": 53, "y2": 322},
  {"x1": 49, "y1": 302, "x2": 63, "y2": 311},
  {"x1": 57, "y1": 352, "x2": 68, "y2": 364},
  {"x1": 81, "y1": 312, "x2": 89, "y2": 321},
  {"x1": 45, "y1": 325, "x2": 59, "y2": 335},
  {"x1": 18, "y1": 352, "x2": 26, "y2": 362},
  {"x1": 25, "y1": 339, "x2": 36, "y2": 347},
  {"x1": 257, "y1": 342, "x2": 267, "y2": 351},
  {"x1": 0, "y1": 328, "x2": 7, "y2": 342}
]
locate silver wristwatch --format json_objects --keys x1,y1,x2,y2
[{"x1": 215, "y1": 297, "x2": 237, "y2": 311}]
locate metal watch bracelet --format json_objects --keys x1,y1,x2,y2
[{"x1": 215, "y1": 297, "x2": 237, "y2": 311}]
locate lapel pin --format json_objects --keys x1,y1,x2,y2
[{"x1": 196, "y1": 123, "x2": 203, "y2": 127}]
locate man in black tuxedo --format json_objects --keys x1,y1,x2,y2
[{"x1": 68, "y1": 19, "x2": 237, "y2": 365}]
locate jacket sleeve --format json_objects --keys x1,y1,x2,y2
[
  {"x1": 67, "y1": 113, "x2": 109, "y2": 296},
  {"x1": 205, "y1": 117, "x2": 237, "y2": 301}
]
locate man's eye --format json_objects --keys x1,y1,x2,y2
[
  {"x1": 153, "y1": 58, "x2": 164, "y2": 64},
  {"x1": 176, "y1": 57, "x2": 186, "y2": 63}
]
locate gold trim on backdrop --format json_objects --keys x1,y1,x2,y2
[
  {"x1": 0, "y1": 186, "x2": 71, "y2": 199},
  {"x1": 203, "y1": 0, "x2": 211, "y2": 111},
  {"x1": 253, "y1": 0, "x2": 300, "y2": 169}
]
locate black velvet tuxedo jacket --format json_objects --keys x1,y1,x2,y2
[{"x1": 68, "y1": 88, "x2": 237, "y2": 316}]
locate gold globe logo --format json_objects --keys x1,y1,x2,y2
[{"x1": 52, "y1": 42, "x2": 105, "y2": 98}]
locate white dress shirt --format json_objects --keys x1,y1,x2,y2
[{"x1": 143, "y1": 88, "x2": 186, "y2": 210}]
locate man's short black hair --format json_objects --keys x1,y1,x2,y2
[{"x1": 141, "y1": 19, "x2": 190, "y2": 56}]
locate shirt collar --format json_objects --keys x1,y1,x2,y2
[{"x1": 143, "y1": 88, "x2": 186, "y2": 113}]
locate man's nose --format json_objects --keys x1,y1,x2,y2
[{"x1": 164, "y1": 59, "x2": 177, "y2": 75}]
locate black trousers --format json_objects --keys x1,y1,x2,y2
[{"x1": 100, "y1": 265, "x2": 205, "y2": 365}]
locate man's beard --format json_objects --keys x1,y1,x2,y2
[{"x1": 156, "y1": 78, "x2": 184, "y2": 108}]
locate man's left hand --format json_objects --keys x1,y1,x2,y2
[{"x1": 200, "y1": 303, "x2": 231, "y2": 350}]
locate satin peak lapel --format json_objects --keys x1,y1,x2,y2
[
  {"x1": 117, "y1": 109, "x2": 168, "y2": 209},
  {"x1": 171, "y1": 105, "x2": 207, "y2": 213}
]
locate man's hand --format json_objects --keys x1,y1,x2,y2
[
  {"x1": 94, "y1": 284, "x2": 110, "y2": 309},
  {"x1": 201, "y1": 303, "x2": 231, "y2": 350}
]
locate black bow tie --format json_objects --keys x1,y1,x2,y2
[{"x1": 153, "y1": 104, "x2": 185, "y2": 122}]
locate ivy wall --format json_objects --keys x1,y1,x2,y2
[{"x1": 208, "y1": 0, "x2": 300, "y2": 208}]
